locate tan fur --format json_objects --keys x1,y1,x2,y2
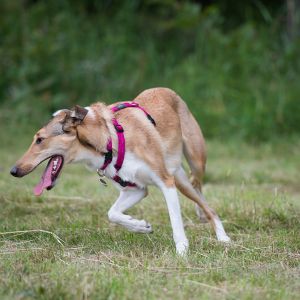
[
  {"x1": 13, "y1": 87, "x2": 226, "y2": 237},
  {"x1": 104, "y1": 88, "x2": 206, "y2": 187}
]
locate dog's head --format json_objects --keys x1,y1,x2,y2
[{"x1": 10, "y1": 105, "x2": 90, "y2": 196}]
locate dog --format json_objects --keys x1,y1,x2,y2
[{"x1": 10, "y1": 87, "x2": 230, "y2": 255}]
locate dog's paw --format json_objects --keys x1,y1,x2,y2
[
  {"x1": 215, "y1": 219, "x2": 231, "y2": 243},
  {"x1": 217, "y1": 235, "x2": 231, "y2": 243},
  {"x1": 176, "y1": 240, "x2": 189, "y2": 257},
  {"x1": 129, "y1": 219, "x2": 153, "y2": 234}
]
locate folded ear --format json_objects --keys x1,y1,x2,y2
[
  {"x1": 52, "y1": 109, "x2": 71, "y2": 123},
  {"x1": 53, "y1": 109, "x2": 69, "y2": 117},
  {"x1": 62, "y1": 105, "x2": 88, "y2": 132},
  {"x1": 71, "y1": 105, "x2": 89, "y2": 121}
]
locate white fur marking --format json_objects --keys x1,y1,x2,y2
[
  {"x1": 85, "y1": 106, "x2": 96, "y2": 120},
  {"x1": 108, "y1": 189, "x2": 152, "y2": 233},
  {"x1": 104, "y1": 152, "x2": 154, "y2": 189},
  {"x1": 73, "y1": 147, "x2": 153, "y2": 189},
  {"x1": 215, "y1": 218, "x2": 231, "y2": 242},
  {"x1": 161, "y1": 187, "x2": 189, "y2": 256},
  {"x1": 52, "y1": 110, "x2": 64, "y2": 117}
]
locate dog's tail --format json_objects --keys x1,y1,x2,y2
[{"x1": 175, "y1": 93, "x2": 206, "y2": 191}]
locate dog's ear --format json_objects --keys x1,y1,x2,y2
[
  {"x1": 53, "y1": 109, "x2": 71, "y2": 122},
  {"x1": 70, "y1": 105, "x2": 88, "y2": 121},
  {"x1": 62, "y1": 105, "x2": 88, "y2": 132},
  {"x1": 53, "y1": 109, "x2": 69, "y2": 118}
]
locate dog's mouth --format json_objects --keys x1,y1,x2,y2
[{"x1": 33, "y1": 155, "x2": 64, "y2": 196}]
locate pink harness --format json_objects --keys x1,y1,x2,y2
[{"x1": 98, "y1": 102, "x2": 156, "y2": 188}]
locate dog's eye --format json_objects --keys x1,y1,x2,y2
[{"x1": 36, "y1": 137, "x2": 44, "y2": 144}]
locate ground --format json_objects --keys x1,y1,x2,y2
[{"x1": 0, "y1": 128, "x2": 299, "y2": 300}]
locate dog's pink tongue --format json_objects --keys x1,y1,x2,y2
[{"x1": 33, "y1": 159, "x2": 55, "y2": 196}]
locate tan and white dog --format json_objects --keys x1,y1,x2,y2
[{"x1": 10, "y1": 87, "x2": 230, "y2": 255}]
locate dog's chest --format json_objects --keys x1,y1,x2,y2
[
  {"x1": 84, "y1": 151, "x2": 155, "y2": 189},
  {"x1": 106, "y1": 152, "x2": 155, "y2": 188}
]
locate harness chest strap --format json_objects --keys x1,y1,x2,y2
[{"x1": 98, "y1": 101, "x2": 155, "y2": 187}]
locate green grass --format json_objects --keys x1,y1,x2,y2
[
  {"x1": 1, "y1": 1, "x2": 299, "y2": 298},
  {"x1": 0, "y1": 128, "x2": 299, "y2": 299}
]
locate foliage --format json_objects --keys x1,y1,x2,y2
[{"x1": 0, "y1": 0, "x2": 299, "y2": 141}]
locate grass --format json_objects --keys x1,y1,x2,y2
[
  {"x1": 1, "y1": 1, "x2": 299, "y2": 298},
  {"x1": 0, "y1": 127, "x2": 299, "y2": 300}
]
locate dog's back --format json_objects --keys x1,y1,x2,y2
[{"x1": 133, "y1": 87, "x2": 206, "y2": 190}]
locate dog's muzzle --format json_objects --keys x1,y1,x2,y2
[{"x1": 10, "y1": 166, "x2": 23, "y2": 177}]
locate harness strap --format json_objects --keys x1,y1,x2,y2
[
  {"x1": 112, "y1": 102, "x2": 156, "y2": 126},
  {"x1": 100, "y1": 139, "x2": 112, "y2": 171},
  {"x1": 112, "y1": 118, "x2": 125, "y2": 171},
  {"x1": 112, "y1": 175, "x2": 137, "y2": 187},
  {"x1": 99, "y1": 101, "x2": 155, "y2": 188}
]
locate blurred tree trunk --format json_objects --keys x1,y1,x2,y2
[{"x1": 286, "y1": 0, "x2": 298, "y2": 40}]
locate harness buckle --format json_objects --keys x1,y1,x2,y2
[{"x1": 117, "y1": 103, "x2": 127, "y2": 110}]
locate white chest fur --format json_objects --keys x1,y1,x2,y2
[{"x1": 76, "y1": 150, "x2": 156, "y2": 189}]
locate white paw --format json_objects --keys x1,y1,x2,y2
[
  {"x1": 127, "y1": 219, "x2": 153, "y2": 234},
  {"x1": 215, "y1": 219, "x2": 231, "y2": 243},
  {"x1": 176, "y1": 241, "x2": 189, "y2": 256},
  {"x1": 217, "y1": 234, "x2": 231, "y2": 243}
]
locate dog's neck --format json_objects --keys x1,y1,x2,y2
[
  {"x1": 72, "y1": 104, "x2": 116, "y2": 170},
  {"x1": 73, "y1": 145, "x2": 105, "y2": 170}
]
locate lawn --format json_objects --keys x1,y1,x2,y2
[{"x1": 0, "y1": 126, "x2": 299, "y2": 300}]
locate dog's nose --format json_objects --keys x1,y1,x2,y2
[{"x1": 10, "y1": 166, "x2": 19, "y2": 177}]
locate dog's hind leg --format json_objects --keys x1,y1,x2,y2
[
  {"x1": 175, "y1": 167, "x2": 230, "y2": 242},
  {"x1": 107, "y1": 188, "x2": 153, "y2": 233},
  {"x1": 176, "y1": 96, "x2": 208, "y2": 222}
]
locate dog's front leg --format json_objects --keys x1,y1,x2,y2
[
  {"x1": 161, "y1": 185, "x2": 189, "y2": 256},
  {"x1": 107, "y1": 188, "x2": 153, "y2": 233}
]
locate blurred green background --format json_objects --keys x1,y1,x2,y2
[{"x1": 1, "y1": 0, "x2": 299, "y2": 141}]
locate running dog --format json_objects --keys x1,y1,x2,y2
[{"x1": 10, "y1": 87, "x2": 230, "y2": 255}]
